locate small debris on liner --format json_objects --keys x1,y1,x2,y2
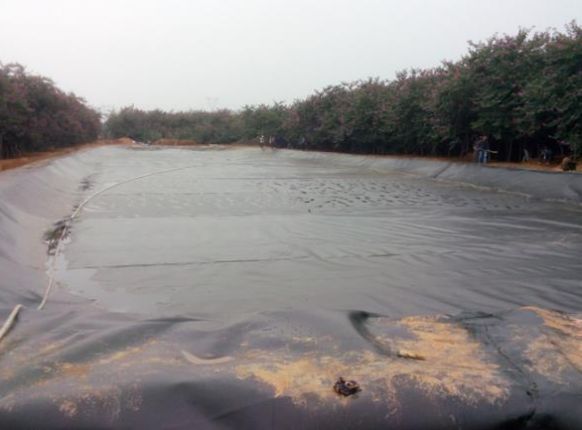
[
  {"x1": 43, "y1": 219, "x2": 71, "y2": 255},
  {"x1": 333, "y1": 377, "x2": 361, "y2": 397},
  {"x1": 397, "y1": 350, "x2": 426, "y2": 361},
  {"x1": 181, "y1": 350, "x2": 234, "y2": 365}
]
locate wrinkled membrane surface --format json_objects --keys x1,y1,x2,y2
[{"x1": 0, "y1": 145, "x2": 581, "y2": 429}]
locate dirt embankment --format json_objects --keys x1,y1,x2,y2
[
  {"x1": 1, "y1": 137, "x2": 578, "y2": 175},
  {"x1": 365, "y1": 152, "x2": 580, "y2": 174},
  {"x1": 151, "y1": 138, "x2": 260, "y2": 148},
  {"x1": 0, "y1": 139, "x2": 133, "y2": 172},
  {"x1": 151, "y1": 138, "x2": 199, "y2": 146},
  {"x1": 488, "y1": 159, "x2": 580, "y2": 173}
]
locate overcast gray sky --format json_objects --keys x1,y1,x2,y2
[{"x1": 0, "y1": 0, "x2": 579, "y2": 113}]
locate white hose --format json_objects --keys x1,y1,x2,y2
[{"x1": 0, "y1": 304, "x2": 23, "y2": 343}]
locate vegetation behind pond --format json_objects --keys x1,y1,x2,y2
[
  {"x1": 1, "y1": 23, "x2": 580, "y2": 163},
  {"x1": 0, "y1": 64, "x2": 100, "y2": 159},
  {"x1": 105, "y1": 23, "x2": 581, "y2": 163}
]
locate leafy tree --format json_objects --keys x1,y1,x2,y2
[
  {"x1": 532, "y1": 22, "x2": 582, "y2": 158},
  {"x1": 0, "y1": 63, "x2": 100, "y2": 158},
  {"x1": 433, "y1": 61, "x2": 477, "y2": 157}
]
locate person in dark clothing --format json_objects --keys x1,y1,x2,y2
[{"x1": 540, "y1": 147, "x2": 552, "y2": 165}]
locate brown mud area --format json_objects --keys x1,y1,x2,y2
[
  {"x1": 0, "y1": 138, "x2": 132, "y2": 172},
  {"x1": 152, "y1": 138, "x2": 200, "y2": 146}
]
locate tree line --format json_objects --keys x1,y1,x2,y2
[
  {"x1": 104, "y1": 107, "x2": 242, "y2": 144},
  {"x1": 0, "y1": 63, "x2": 100, "y2": 159},
  {"x1": 106, "y1": 23, "x2": 581, "y2": 162},
  {"x1": 2, "y1": 23, "x2": 580, "y2": 162}
]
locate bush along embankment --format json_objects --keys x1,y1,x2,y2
[
  {"x1": 106, "y1": 22, "x2": 579, "y2": 164},
  {"x1": 0, "y1": 63, "x2": 101, "y2": 159}
]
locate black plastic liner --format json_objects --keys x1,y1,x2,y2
[{"x1": 0, "y1": 146, "x2": 581, "y2": 429}]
